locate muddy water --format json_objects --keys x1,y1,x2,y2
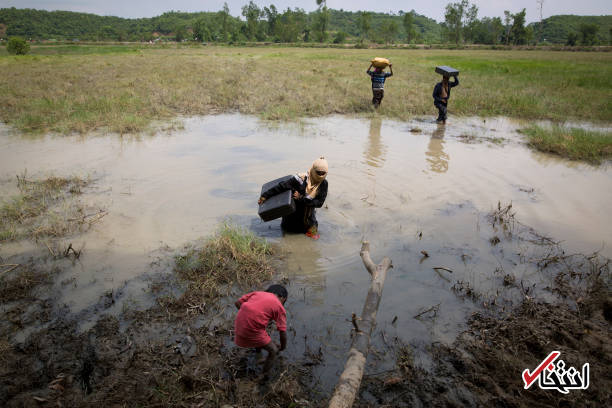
[{"x1": 1, "y1": 115, "x2": 611, "y2": 388}]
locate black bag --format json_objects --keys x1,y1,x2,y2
[
  {"x1": 258, "y1": 175, "x2": 296, "y2": 222},
  {"x1": 435, "y1": 65, "x2": 459, "y2": 77}
]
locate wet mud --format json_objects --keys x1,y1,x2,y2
[
  {"x1": 1, "y1": 115, "x2": 611, "y2": 406},
  {"x1": 359, "y1": 255, "x2": 611, "y2": 407}
]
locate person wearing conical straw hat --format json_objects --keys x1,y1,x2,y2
[{"x1": 258, "y1": 157, "x2": 329, "y2": 240}]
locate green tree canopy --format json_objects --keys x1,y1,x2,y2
[
  {"x1": 358, "y1": 11, "x2": 371, "y2": 42},
  {"x1": 579, "y1": 23, "x2": 599, "y2": 45},
  {"x1": 7, "y1": 36, "x2": 29, "y2": 54},
  {"x1": 443, "y1": 0, "x2": 478, "y2": 45},
  {"x1": 402, "y1": 11, "x2": 416, "y2": 43}
]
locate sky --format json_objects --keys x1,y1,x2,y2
[{"x1": 2, "y1": 0, "x2": 610, "y2": 23}]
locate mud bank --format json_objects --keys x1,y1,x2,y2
[
  {"x1": 1, "y1": 115, "x2": 610, "y2": 406},
  {"x1": 1, "y1": 220, "x2": 610, "y2": 407},
  {"x1": 359, "y1": 260, "x2": 611, "y2": 407}
]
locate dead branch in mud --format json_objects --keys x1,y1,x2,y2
[
  {"x1": 351, "y1": 313, "x2": 361, "y2": 333},
  {"x1": 0, "y1": 264, "x2": 21, "y2": 276},
  {"x1": 63, "y1": 243, "x2": 81, "y2": 259},
  {"x1": 328, "y1": 242, "x2": 392, "y2": 408},
  {"x1": 413, "y1": 303, "x2": 441, "y2": 319},
  {"x1": 432, "y1": 266, "x2": 453, "y2": 273}
]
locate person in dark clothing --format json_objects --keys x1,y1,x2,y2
[
  {"x1": 258, "y1": 157, "x2": 328, "y2": 240},
  {"x1": 433, "y1": 75, "x2": 459, "y2": 124},
  {"x1": 367, "y1": 63, "x2": 393, "y2": 108}
]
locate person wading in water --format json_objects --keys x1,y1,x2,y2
[
  {"x1": 433, "y1": 75, "x2": 459, "y2": 124},
  {"x1": 258, "y1": 157, "x2": 328, "y2": 240},
  {"x1": 366, "y1": 62, "x2": 393, "y2": 108}
]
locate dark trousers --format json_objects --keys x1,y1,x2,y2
[
  {"x1": 435, "y1": 102, "x2": 447, "y2": 122},
  {"x1": 372, "y1": 88, "x2": 384, "y2": 107}
]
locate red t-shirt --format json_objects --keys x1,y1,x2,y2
[{"x1": 234, "y1": 291, "x2": 287, "y2": 348}]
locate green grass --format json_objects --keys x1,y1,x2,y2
[
  {"x1": 522, "y1": 125, "x2": 612, "y2": 164},
  {"x1": 0, "y1": 44, "x2": 147, "y2": 56},
  {"x1": 0, "y1": 45, "x2": 610, "y2": 134},
  {"x1": 174, "y1": 223, "x2": 274, "y2": 304}
]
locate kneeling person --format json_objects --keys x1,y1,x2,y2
[{"x1": 234, "y1": 285, "x2": 288, "y2": 374}]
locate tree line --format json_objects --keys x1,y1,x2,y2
[
  {"x1": 1, "y1": 2, "x2": 610, "y2": 45},
  {"x1": 442, "y1": 0, "x2": 611, "y2": 46}
]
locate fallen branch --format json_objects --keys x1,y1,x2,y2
[
  {"x1": 328, "y1": 242, "x2": 392, "y2": 408},
  {"x1": 45, "y1": 242, "x2": 56, "y2": 257},
  {"x1": 433, "y1": 266, "x2": 453, "y2": 273},
  {"x1": 351, "y1": 313, "x2": 361, "y2": 333},
  {"x1": 69, "y1": 210, "x2": 108, "y2": 225},
  {"x1": 0, "y1": 264, "x2": 21, "y2": 276},
  {"x1": 413, "y1": 303, "x2": 441, "y2": 319},
  {"x1": 63, "y1": 243, "x2": 81, "y2": 259}
]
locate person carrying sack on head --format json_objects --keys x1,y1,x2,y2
[{"x1": 367, "y1": 62, "x2": 393, "y2": 108}]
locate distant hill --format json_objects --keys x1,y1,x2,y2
[
  {"x1": 329, "y1": 9, "x2": 442, "y2": 43},
  {"x1": 0, "y1": 6, "x2": 442, "y2": 42},
  {"x1": 1, "y1": 7, "x2": 610, "y2": 45},
  {"x1": 0, "y1": 8, "x2": 238, "y2": 41},
  {"x1": 531, "y1": 15, "x2": 612, "y2": 44}
]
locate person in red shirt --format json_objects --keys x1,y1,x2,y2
[{"x1": 234, "y1": 285, "x2": 288, "y2": 374}]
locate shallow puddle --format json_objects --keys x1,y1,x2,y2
[{"x1": 1, "y1": 114, "x2": 611, "y2": 389}]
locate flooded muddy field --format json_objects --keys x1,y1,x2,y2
[{"x1": 0, "y1": 114, "x2": 610, "y2": 406}]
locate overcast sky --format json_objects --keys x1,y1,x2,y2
[{"x1": 2, "y1": 1, "x2": 610, "y2": 23}]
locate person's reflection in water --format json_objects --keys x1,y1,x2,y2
[
  {"x1": 364, "y1": 117, "x2": 386, "y2": 168},
  {"x1": 426, "y1": 124, "x2": 449, "y2": 173}
]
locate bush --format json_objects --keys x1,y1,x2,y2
[
  {"x1": 7, "y1": 37, "x2": 30, "y2": 55},
  {"x1": 333, "y1": 31, "x2": 348, "y2": 44},
  {"x1": 566, "y1": 32, "x2": 578, "y2": 46}
]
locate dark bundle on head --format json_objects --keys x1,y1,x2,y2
[{"x1": 266, "y1": 284, "x2": 288, "y2": 299}]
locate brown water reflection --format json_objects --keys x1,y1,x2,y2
[
  {"x1": 364, "y1": 117, "x2": 386, "y2": 168},
  {"x1": 1, "y1": 115, "x2": 610, "y2": 389},
  {"x1": 426, "y1": 124, "x2": 449, "y2": 173}
]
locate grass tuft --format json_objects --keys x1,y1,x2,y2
[
  {"x1": 0, "y1": 266, "x2": 50, "y2": 303},
  {"x1": 522, "y1": 125, "x2": 612, "y2": 164},
  {"x1": 174, "y1": 223, "x2": 274, "y2": 304},
  {"x1": 0, "y1": 174, "x2": 91, "y2": 241}
]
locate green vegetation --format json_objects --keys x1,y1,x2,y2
[
  {"x1": 0, "y1": 46, "x2": 610, "y2": 134},
  {"x1": 6, "y1": 36, "x2": 29, "y2": 54},
  {"x1": 329, "y1": 9, "x2": 442, "y2": 43},
  {"x1": 174, "y1": 223, "x2": 274, "y2": 304},
  {"x1": 0, "y1": 174, "x2": 91, "y2": 241},
  {"x1": 522, "y1": 125, "x2": 612, "y2": 164},
  {"x1": 0, "y1": 6, "x2": 442, "y2": 44},
  {"x1": 532, "y1": 15, "x2": 612, "y2": 45},
  {"x1": 2, "y1": 5, "x2": 609, "y2": 45}
]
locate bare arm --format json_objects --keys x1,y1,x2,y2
[
  {"x1": 279, "y1": 331, "x2": 287, "y2": 351},
  {"x1": 388, "y1": 63, "x2": 393, "y2": 76}
]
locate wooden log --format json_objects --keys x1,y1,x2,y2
[{"x1": 328, "y1": 242, "x2": 392, "y2": 408}]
